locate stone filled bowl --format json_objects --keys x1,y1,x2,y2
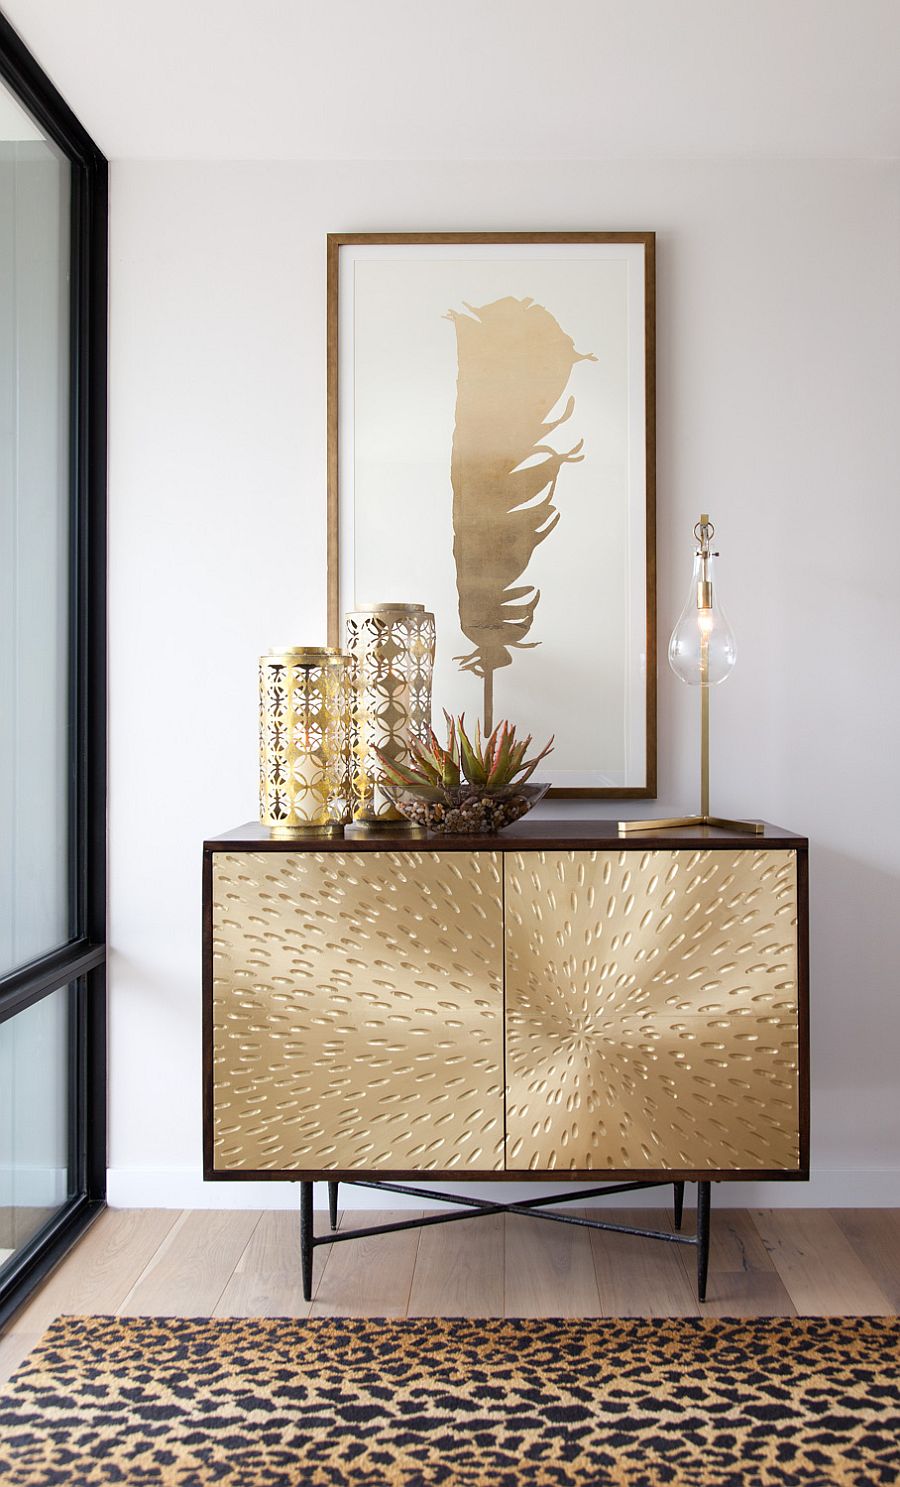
[{"x1": 380, "y1": 781, "x2": 550, "y2": 834}]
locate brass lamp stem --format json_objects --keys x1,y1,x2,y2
[{"x1": 700, "y1": 635, "x2": 710, "y2": 819}]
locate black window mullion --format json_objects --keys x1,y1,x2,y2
[
  {"x1": 0, "y1": 1193, "x2": 101, "y2": 1332},
  {"x1": 0, "y1": 940, "x2": 105, "y2": 1025},
  {"x1": 67, "y1": 978, "x2": 85, "y2": 1200},
  {"x1": 84, "y1": 964, "x2": 106, "y2": 1199},
  {"x1": 0, "y1": 9, "x2": 108, "y2": 1325},
  {"x1": 76, "y1": 153, "x2": 108, "y2": 953}
]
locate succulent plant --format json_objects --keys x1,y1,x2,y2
[{"x1": 375, "y1": 712, "x2": 553, "y2": 793}]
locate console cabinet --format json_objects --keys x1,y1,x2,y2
[{"x1": 203, "y1": 821, "x2": 808, "y2": 1185}]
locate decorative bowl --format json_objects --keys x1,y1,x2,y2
[{"x1": 380, "y1": 781, "x2": 550, "y2": 835}]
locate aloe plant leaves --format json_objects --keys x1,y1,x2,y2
[{"x1": 378, "y1": 715, "x2": 554, "y2": 792}]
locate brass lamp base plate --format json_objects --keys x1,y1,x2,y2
[{"x1": 618, "y1": 813, "x2": 765, "y2": 835}]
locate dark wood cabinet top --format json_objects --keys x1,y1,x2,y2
[{"x1": 205, "y1": 818, "x2": 807, "y2": 853}]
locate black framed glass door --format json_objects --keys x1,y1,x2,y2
[{"x1": 0, "y1": 10, "x2": 107, "y2": 1327}]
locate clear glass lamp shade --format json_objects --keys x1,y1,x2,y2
[{"x1": 668, "y1": 552, "x2": 737, "y2": 686}]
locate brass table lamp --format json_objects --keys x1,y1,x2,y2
[{"x1": 620, "y1": 514, "x2": 762, "y2": 834}]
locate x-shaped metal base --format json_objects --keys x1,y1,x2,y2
[{"x1": 300, "y1": 1178, "x2": 711, "y2": 1302}]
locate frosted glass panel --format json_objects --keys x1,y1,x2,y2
[
  {"x1": 0, "y1": 987, "x2": 70, "y2": 1268},
  {"x1": 0, "y1": 98, "x2": 71, "y2": 974}
]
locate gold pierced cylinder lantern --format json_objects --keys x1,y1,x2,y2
[
  {"x1": 346, "y1": 603, "x2": 436, "y2": 824},
  {"x1": 258, "y1": 647, "x2": 350, "y2": 834}
]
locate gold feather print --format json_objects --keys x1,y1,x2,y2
[{"x1": 447, "y1": 296, "x2": 596, "y2": 731}]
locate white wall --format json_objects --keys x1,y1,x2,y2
[{"x1": 107, "y1": 158, "x2": 900, "y2": 1209}]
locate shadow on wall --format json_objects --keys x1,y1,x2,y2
[{"x1": 807, "y1": 843, "x2": 900, "y2": 1170}]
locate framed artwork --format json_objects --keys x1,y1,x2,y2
[{"x1": 327, "y1": 232, "x2": 656, "y2": 798}]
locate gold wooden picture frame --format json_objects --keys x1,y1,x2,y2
[{"x1": 327, "y1": 232, "x2": 656, "y2": 799}]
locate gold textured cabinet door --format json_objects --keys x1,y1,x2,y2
[
  {"x1": 211, "y1": 850, "x2": 504, "y2": 1173},
  {"x1": 504, "y1": 849, "x2": 800, "y2": 1173}
]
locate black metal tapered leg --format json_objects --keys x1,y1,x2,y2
[
  {"x1": 328, "y1": 1181, "x2": 339, "y2": 1231},
  {"x1": 696, "y1": 1181, "x2": 711, "y2": 1301},
  {"x1": 300, "y1": 1181, "x2": 314, "y2": 1301},
  {"x1": 673, "y1": 1182, "x2": 685, "y2": 1231}
]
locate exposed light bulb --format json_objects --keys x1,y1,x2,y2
[{"x1": 668, "y1": 538, "x2": 736, "y2": 686}]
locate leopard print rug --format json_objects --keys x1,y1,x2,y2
[{"x1": 0, "y1": 1316, "x2": 897, "y2": 1485}]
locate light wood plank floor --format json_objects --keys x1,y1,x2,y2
[{"x1": 1, "y1": 1206, "x2": 897, "y2": 1385}]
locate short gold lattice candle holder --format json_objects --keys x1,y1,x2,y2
[
  {"x1": 345, "y1": 603, "x2": 435, "y2": 827},
  {"x1": 258, "y1": 647, "x2": 350, "y2": 835}
]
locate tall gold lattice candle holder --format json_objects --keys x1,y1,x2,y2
[
  {"x1": 345, "y1": 603, "x2": 436, "y2": 827},
  {"x1": 258, "y1": 647, "x2": 350, "y2": 835}
]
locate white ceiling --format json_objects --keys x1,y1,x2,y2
[{"x1": 3, "y1": 0, "x2": 900, "y2": 161}]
